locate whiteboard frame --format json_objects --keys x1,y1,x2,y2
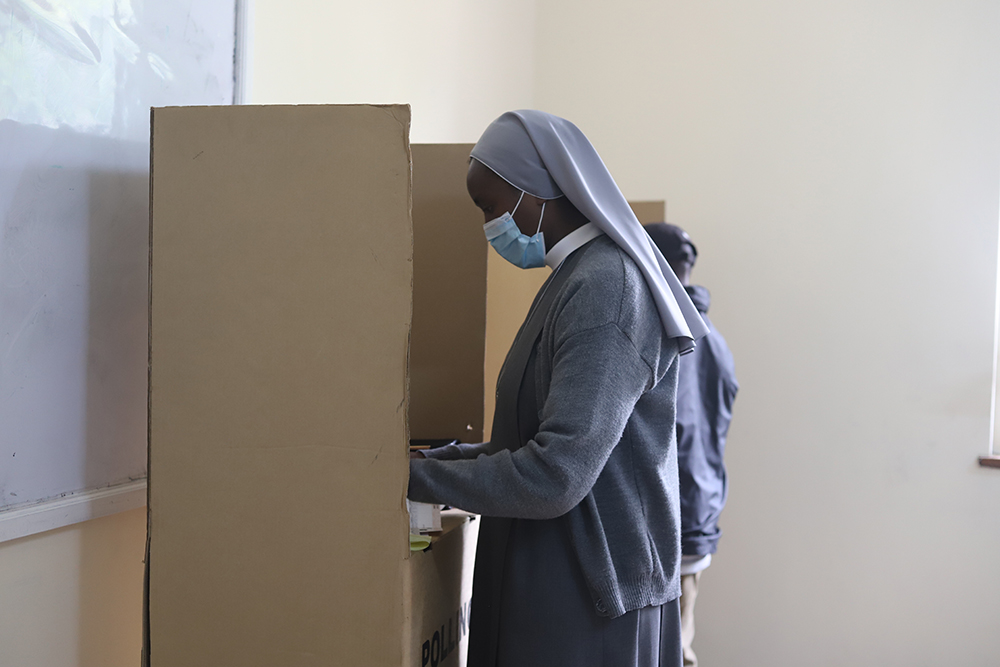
[{"x1": 234, "y1": 0, "x2": 255, "y2": 104}]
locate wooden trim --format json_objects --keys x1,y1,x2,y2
[
  {"x1": 978, "y1": 456, "x2": 1000, "y2": 469},
  {"x1": 0, "y1": 479, "x2": 147, "y2": 543}
]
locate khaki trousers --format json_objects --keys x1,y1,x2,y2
[{"x1": 679, "y1": 572, "x2": 701, "y2": 667}]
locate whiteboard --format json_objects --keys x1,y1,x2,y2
[{"x1": 0, "y1": 0, "x2": 239, "y2": 536}]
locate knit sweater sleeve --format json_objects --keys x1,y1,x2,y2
[
  {"x1": 420, "y1": 441, "x2": 491, "y2": 461},
  {"x1": 407, "y1": 320, "x2": 653, "y2": 519}
]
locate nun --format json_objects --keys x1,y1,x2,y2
[{"x1": 408, "y1": 110, "x2": 709, "y2": 667}]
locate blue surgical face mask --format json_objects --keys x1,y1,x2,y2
[{"x1": 483, "y1": 191, "x2": 547, "y2": 269}]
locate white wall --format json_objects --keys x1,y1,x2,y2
[
  {"x1": 252, "y1": 0, "x2": 537, "y2": 143},
  {"x1": 536, "y1": 1, "x2": 1000, "y2": 664}
]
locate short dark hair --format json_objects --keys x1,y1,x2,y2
[{"x1": 644, "y1": 223, "x2": 697, "y2": 263}]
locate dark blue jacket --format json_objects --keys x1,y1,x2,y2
[{"x1": 677, "y1": 285, "x2": 738, "y2": 556}]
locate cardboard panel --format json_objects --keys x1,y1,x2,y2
[
  {"x1": 629, "y1": 200, "x2": 666, "y2": 224},
  {"x1": 148, "y1": 105, "x2": 412, "y2": 666},
  {"x1": 403, "y1": 513, "x2": 479, "y2": 667},
  {"x1": 410, "y1": 144, "x2": 487, "y2": 443}
]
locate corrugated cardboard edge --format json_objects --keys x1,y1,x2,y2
[
  {"x1": 393, "y1": 102, "x2": 416, "y2": 667},
  {"x1": 141, "y1": 106, "x2": 155, "y2": 667}
]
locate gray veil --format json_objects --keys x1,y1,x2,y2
[{"x1": 470, "y1": 110, "x2": 709, "y2": 353}]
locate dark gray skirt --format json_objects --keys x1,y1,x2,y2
[{"x1": 471, "y1": 515, "x2": 681, "y2": 667}]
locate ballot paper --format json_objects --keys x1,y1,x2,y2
[{"x1": 407, "y1": 499, "x2": 442, "y2": 534}]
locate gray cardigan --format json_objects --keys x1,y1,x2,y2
[{"x1": 408, "y1": 236, "x2": 682, "y2": 616}]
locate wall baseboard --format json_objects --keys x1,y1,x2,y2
[{"x1": 0, "y1": 480, "x2": 147, "y2": 544}]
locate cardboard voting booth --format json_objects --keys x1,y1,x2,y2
[
  {"x1": 144, "y1": 103, "x2": 667, "y2": 666},
  {"x1": 146, "y1": 104, "x2": 486, "y2": 667}
]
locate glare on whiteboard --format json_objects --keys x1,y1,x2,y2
[{"x1": 1, "y1": 0, "x2": 235, "y2": 140}]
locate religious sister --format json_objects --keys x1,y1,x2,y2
[{"x1": 408, "y1": 110, "x2": 708, "y2": 667}]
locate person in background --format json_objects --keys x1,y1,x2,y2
[{"x1": 644, "y1": 223, "x2": 738, "y2": 667}]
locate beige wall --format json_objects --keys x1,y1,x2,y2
[
  {"x1": 536, "y1": 0, "x2": 1000, "y2": 664},
  {"x1": 252, "y1": 0, "x2": 537, "y2": 143},
  {"x1": 0, "y1": 508, "x2": 146, "y2": 667}
]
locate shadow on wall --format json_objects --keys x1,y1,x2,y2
[
  {"x1": 83, "y1": 169, "x2": 150, "y2": 666},
  {"x1": 0, "y1": 121, "x2": 149, "y2": 509},
  {"x1": 85, "y1": 168, "x2": 150, "y2": 493},
  {"x1": 0, "y1": 121, "x2": 149, "y2": 662}
]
